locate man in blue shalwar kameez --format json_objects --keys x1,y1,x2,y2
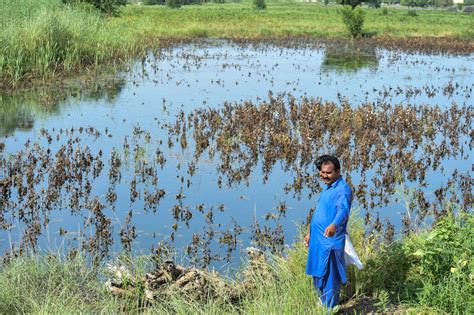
[{"x1": 304, "y1": 155, "x2": 353, "y2": 309}]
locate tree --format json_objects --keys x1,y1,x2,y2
[{"x1": 340, "y1": 6, "x2": 365, "y2": 38}]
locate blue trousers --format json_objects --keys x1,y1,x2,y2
[{"x1": 312, "y1": 251, "x2": 342, "y2": 309}]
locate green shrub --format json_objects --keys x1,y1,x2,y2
[
  {"x1": 254, "y1": 0, "x2": 266, "y2": 10},
  {"x1": 166, "y1": 0, "x2": 182, "y2": 8},
  {"x1": 464, "y1": 0, "x2": 474, "y2": 4},
  {"x1": 340, "y1": 6, "x2": 365, "y2": 38},
  {"x1": 407, "y1": 9, "x2": 418, "y2": 16},
  {"x1": 338, "y1": 0, "x2": 362, "y2": 9},
  {"x1": 381, "y1": 7, "x2": 388, "y2": 15},
  {"x1": 402, "y1": 214, "x2": 473, "y2": 313},
  {"x1": 62, "y1": 0, "x2": 126, "y2": 15}
]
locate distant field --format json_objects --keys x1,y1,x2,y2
[
  {"x1": 118, "y1": 3, "x2": 474, "y2": 39},
  {"x1": 1, "y1": 1, "x2": 473, "y2": 85}
]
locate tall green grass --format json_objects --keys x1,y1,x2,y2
[{"x1": 0, "y1": 0, "x2": 144, "y2": 85}]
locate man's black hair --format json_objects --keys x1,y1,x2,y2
[{"x1": 316, "y1": 155, "x2": 340, "y2": 172}]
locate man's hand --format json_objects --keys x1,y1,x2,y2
[
  {"x1": 324, "y1": 224, "x2": 336, "y2": 237},
  {"x1": 303, "y1": 233, "x2": 310, "y2": 248}
]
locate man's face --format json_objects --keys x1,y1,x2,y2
[{"x1": 319, "y1": 162, "x2": 340, "y2": 186}]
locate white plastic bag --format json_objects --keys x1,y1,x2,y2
[{"x1": 344, "y1": 233, "x2": 363, "y2": 270}]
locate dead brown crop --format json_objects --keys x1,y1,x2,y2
[{"x1": 0, "y1": 94, "x2": 471, "y2": 267}]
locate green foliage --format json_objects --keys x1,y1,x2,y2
[
  {"x1": 212, "y1": 0, "x2": 226, "y2": 3},
  {"x1": 407, "y1": 9, "x2": 418, "y2": 16},
  {"x1": 254, "y1": 0, "x2": 266, "y2": 10},
  {"x1": 338, "y1": 0, "x2": 362, "y2": 9},
  {"x1": 340, "y1": 6, "x2": 365, "y2": 38},
  {"x1": 351, "y1": 213, "x2": 474, "y2": 313},
  {"x1": 166, "y1": 0, "x2": 182, "y2": 8},
  {"x1": 464, "y1": 0, "x2": 474, "y2": 4},
  {"x1": 62, "y1": 0, "x2": 126, "y2": 15},
  {"x1": 381, "y1": 7, "x2": 388, "y2": 15},
  {"x1": 402, "y1": 214, "x2": 473, "y2": 314},
  {"x1": 0, "y1": 254, "x2": 105, "y2": 313}
]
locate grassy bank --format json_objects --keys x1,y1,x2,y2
[
  {"x1": 1, "y1": 212, "x2": 471, "y2": 313},
  {"x1": 1, "y1": 1, "x2": 473, "y2": 86}
]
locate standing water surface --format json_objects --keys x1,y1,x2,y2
[{"x1": 0, "y1": 41, "x2": 472, "y2": 269}]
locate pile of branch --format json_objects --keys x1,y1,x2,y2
[{"x1": 105, "y1": 247, "x2": 270, "y2": 304}]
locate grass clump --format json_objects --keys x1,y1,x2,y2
[
  {"x1": 62, "y1": 0, "x2": 127, "y2": 15},
  {"x1": 0, "y1": 0, "x2": 144, "y2": 85},
  {"x1": 0, "y1": 254, "x2": 106, "y2": 313}
]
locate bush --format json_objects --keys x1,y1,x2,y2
[
  {"x1": 166, "y1": 0, "x2": 182, "y2": 8},
  {"x1": 254, "y1": 0, "x2": 266, "y2": 10},
  {"x1": 402, "y1": 214, "x2": 473, "y2": 313},
  {"x1": 407, "y1": 9, "x2": 418, "y2": 16},
  {"x1": 340, "y1": 6, "x2": 365, "y2": 38},
  {"x1": 338, "y1": 0, "x2": 362, "y2": 9},
  {"x1": 381, "y1": 7, "x2": 388, "y2": 15},
  {"x1": 464, "y1": 0, "x2": 474, "y2": 4},
  {"x1": 62, "y1": 0, "x2": 126, "y2": 15}
]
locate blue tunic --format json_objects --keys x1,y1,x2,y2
[{"x1": 306, "y1": 176, "x2": 352, "y2": 307}]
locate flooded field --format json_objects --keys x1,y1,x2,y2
[{"x1": 0, "y1": 41, "x2": 472, "y2": 269}]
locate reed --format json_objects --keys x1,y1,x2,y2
[{"x1": 0, "y1": 0, "x2": 145, "y2": 85}]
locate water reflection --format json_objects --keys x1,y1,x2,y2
[
  {"x1": 322, "y1": 46, "x2": 378, "y2": 73},
  {"x1": 0, "y1": 78, "x2": 126, "y2": 137}
]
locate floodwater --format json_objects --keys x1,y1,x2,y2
[{"x1": 0, "y1": 41, "x2": 472, "y2": 269}]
